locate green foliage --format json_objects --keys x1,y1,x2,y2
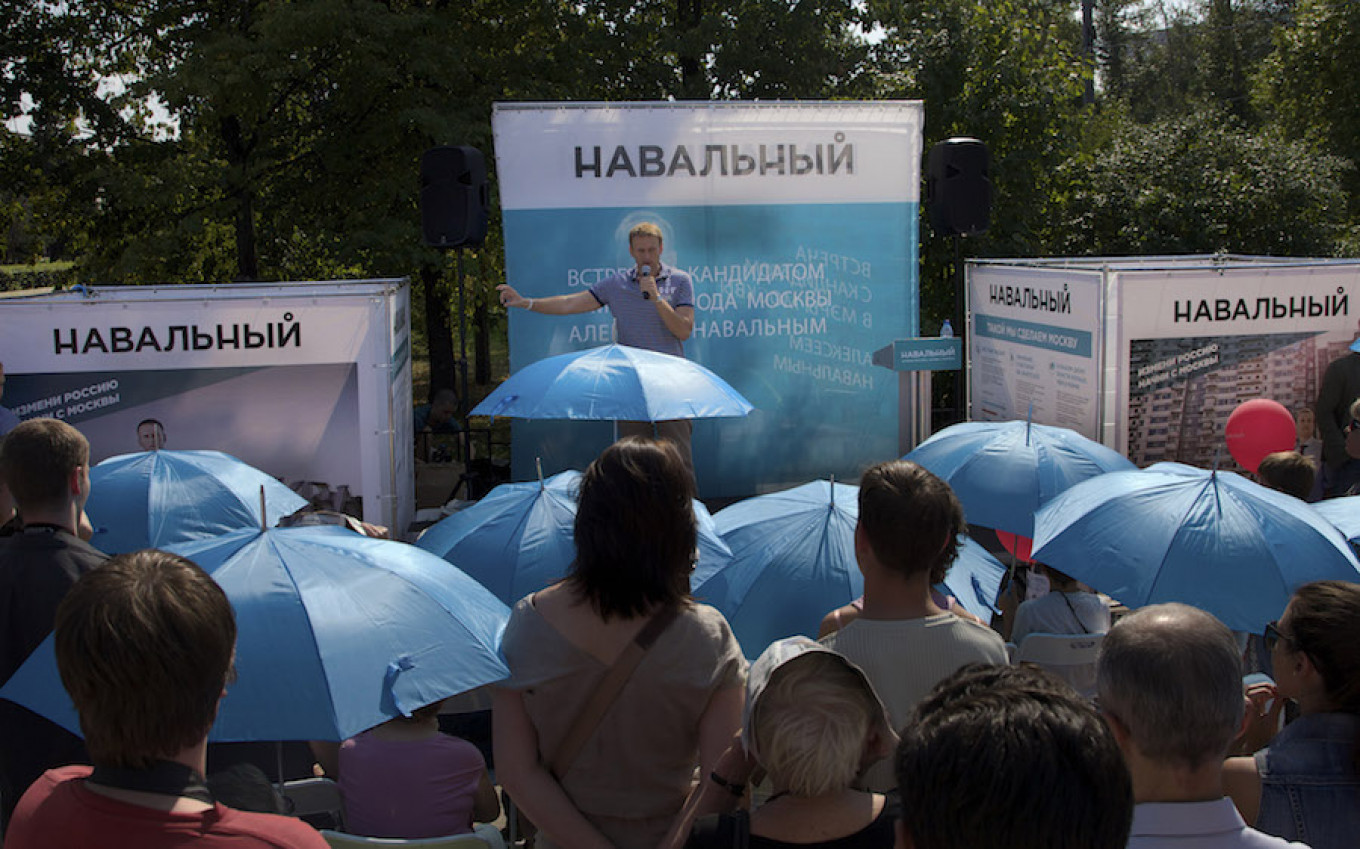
[
  {"x1": 1255, "y1": 0, "x2": 1360, "y2": 215},
  {"x1": 868, "y1": 0, "x2": 1090, "y2": 329},
  {"x1": 4, "y1": 0, "x2": 1358, "y2": 379},
  {"x1": 0, "y1": 261, "x2": 77, "y2": 292},
  {"x1": 1054, "y1": 108, "x2": 1349, "y2": 256},
  {"x1": 1099, "y1": 0, "x2": 1294, "y2": 127}
]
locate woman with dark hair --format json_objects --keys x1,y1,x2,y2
[
  {"x1": 494, "y1": 438, "x2": 746, "y2": 849},
  {"x1": 1224, "y1": 580, "x2": 1360, "y2": 849}
]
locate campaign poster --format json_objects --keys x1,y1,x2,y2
[
  {"x1": 0, "y1": 280, "x2": 413, "y2": 532},
  {"x1": 1115, "y1": 263, "x2": 1360, "y2": 469},
  {"x1": 492, "y1": 101, "x2": 923, "y2": 496},
  {"x1": 967, "y1": 263, "x2": 1104, "y2": 438}
]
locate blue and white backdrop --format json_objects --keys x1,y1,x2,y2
[{"x1": 492, "y1": 101, "x2": 923, "y2": 496}]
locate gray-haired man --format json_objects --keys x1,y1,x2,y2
[{"x1": 1097, "y1": 604, "x2": 1308, "y2": 848}]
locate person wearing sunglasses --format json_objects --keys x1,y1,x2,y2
[{"x1": 1223, "y1": 581, "x2": 1360, "y2": 849}]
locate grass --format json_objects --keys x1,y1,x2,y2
[{"x1": 0, "y1": 261, "x2": 75, "y2": 273}]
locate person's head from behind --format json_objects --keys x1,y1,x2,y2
[
  {"x1": 388, "y1": 700, "x2": 444, "y2": 728},
  {"x1": 1257, "y1": 450, "x2": 1315, "y2": 500},
  {"x1": 1275, "y1": 581, "x2": 1360, "y2": 714},
  {"x1": 0, "y1": 418, "x2": 90, "y2": 513},
  {"x1": 895, "y1": 663, "x2": 1132, "y2": 849},
  {"x1": 1096, "y1": 603, "x2": 1243, "y2": 772},
  {"x1": 1038, "y1": 562, "x2": 1081, "y2": 590},
  {"x1": 55, "y1": 549, "x2": 236, "y2": 769},
  {"x1": 857, "y1": 459, "x2": 964, "y2": 584},
  {"x1": 137, "y1": 418, "x2": 166, "y2": 450},
  {"x1": 748, "y1": 640, "x2": 892, "y2": 797},
  {"x1": 571, "y1": 437, "x2": 695, "y2": 619}
]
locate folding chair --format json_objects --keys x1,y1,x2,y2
[{"x1": 281, "y1": 777, "x2": 346, "y2": 831}]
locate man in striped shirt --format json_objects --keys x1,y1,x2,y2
[{"x1": 496, "y1": 222, "x2": 697, "y2": 475}]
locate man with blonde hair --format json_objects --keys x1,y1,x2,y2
[{"x1": 496, "y1": 221, "x2": 697, "y2": 473}]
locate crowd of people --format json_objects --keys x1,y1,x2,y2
[{"x1": 1, "y1": 406, "x2": 1358, "y2": 848}]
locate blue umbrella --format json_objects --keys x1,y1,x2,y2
[
  {"x1": 1, "y1": 526, "x2": 510, "y2": 742},
  {"x1": 1312, "y1": 496, "x2": 1360, "y2": 546},
  {"x1": 470, "y1": 343, "x2": 754, "y2": 422},
  {"x1": 85, "y1": 449, "x2": 308, "y2": 554},
  {"x1": 905, "y1": 420, "x2": 1135, "y2": 537},
  {"x1": 942, "y1": 536, "x2": 1007, "y2": 620},
  {"x1": 416, "y1": 470, "x2": 732, "y2": 606},
  {"x1": 1032, "y1": 463, "x2": 1360, "y2": 633},
  {"x1": 694, "y1": 480, "x2": 860, "y2": 658},
  {"x1": 694, "y1": 480, "x2": 1006, "y2": 657}
]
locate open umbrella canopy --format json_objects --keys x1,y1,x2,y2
[
  {"x1": 693, "y1": 480, "x2": 1004, "y2": 658},
  {"x1": 694, "y1": 480, "x2": 859, "y2": 658},
  {"x1": 1311, "y1": 496, "x2": 1360, "y2": 546},
  {"x1": 84, "y1": 449, "x2": 308, "y2": 554},
  {"x1": 904, "y1": 420, "x2": 1135, "y2": 538},
  {"x1": 1032, "y1": 463, "x2": 1360, "y2": 632},
  {"x1": 941, "y1": 537, "x2": 1007, "y2": 620},
  {"x1": 469, "y1": 343, "x2": 754, "y2": 422},
  {"x1": 416, "y1": 469, "x2": 732, "y2": 605},
  {"x1": 1, "y1": 526, "x2": 510, "y2": 742}
]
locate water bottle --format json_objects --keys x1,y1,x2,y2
[{"x1": 941, "y1": 319, "x2": 954, "y2": 338}]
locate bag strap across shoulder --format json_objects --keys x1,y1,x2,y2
[{"x1": 549, "y1": 604, "x2": 682, "y2": 780}]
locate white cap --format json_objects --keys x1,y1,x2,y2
[{"x1": 741, "y1": 636, "x2": 897, "y2": 764}]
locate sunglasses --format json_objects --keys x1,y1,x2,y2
[{"x1": 1263, "y1": 620, "x2": 1295, "y2": 654}]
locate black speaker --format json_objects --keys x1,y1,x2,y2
[
  {"x1": 925, "y1": 138, "x2": 991, "y2": 237},
  {"x1": 420, "y1": 146, "x2": 489, "y2": 248}
]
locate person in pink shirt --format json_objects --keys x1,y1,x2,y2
[{"x1": 338, "y1": 701, "x2": 500, "y2": 840}]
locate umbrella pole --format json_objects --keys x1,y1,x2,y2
[{"x1": 275, "y1": 740, "x2": 285, "y2": 793}]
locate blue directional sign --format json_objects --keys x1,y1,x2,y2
[{"x1": 873, "y1": 337, "x2": 962, "y2": 372}]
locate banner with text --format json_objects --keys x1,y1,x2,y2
[
  {"x1": 492, "y1": 101, "x2": 923, "y2": 495},
  {"x1": 1115, "y1": 264, "x2": 1360, "y2": 469},
  {"x1": 0, "y1": 281, "x2": 412, "y2": 531},
  {"x1": 968, "y1": 265, "x2": 1104, "y2": 437}
]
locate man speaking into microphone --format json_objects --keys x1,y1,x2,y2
[{"x1": 496, "y1": 221, "x2": 698, "y2": 474}]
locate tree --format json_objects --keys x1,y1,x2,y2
[
  {"x1": 1098, "y1": 0, "x2": 1297, "y2": 127},
  {"x1": 1054, "y1": 107, "x2": 1348, "y2": 256},
  {"x1": 858, "y1": 0, "x2": 1090, "y2": 414},
  {"x1": 1255, "y1": 0, "x2": 1360, "y2": 217}
]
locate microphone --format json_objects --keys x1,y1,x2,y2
[{"x1": 641, "y1": 264, "x2": 652, "y2": 299}]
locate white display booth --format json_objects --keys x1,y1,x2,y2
[
  {"x1": 0, "y1": 280, "x2": 414, "y2": 532},
  {"x1": 967, "y1": 255, "x2": 1360, "y2": 470}
]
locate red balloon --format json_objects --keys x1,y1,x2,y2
[
  {"x1": 996, "y1": 530, "x2": 1034, "y2": 563},
  {"x1": 1225, "y1": 399, "x2": 1297, "y2": 474}
]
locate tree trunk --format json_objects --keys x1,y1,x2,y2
[
  {"x1": 422, "y1": 263, "x2": 457, "y2": 402},
  {"x1": 677, "y1": 0, "x2": 705, "y2": 99},
  {"x1": 220, "y1": 114, "x2": 259, "y2": 282}
]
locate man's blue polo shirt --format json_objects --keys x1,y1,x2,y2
[{"x1": 589, "y1": 263, "x2": 694, "y2": 358}]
